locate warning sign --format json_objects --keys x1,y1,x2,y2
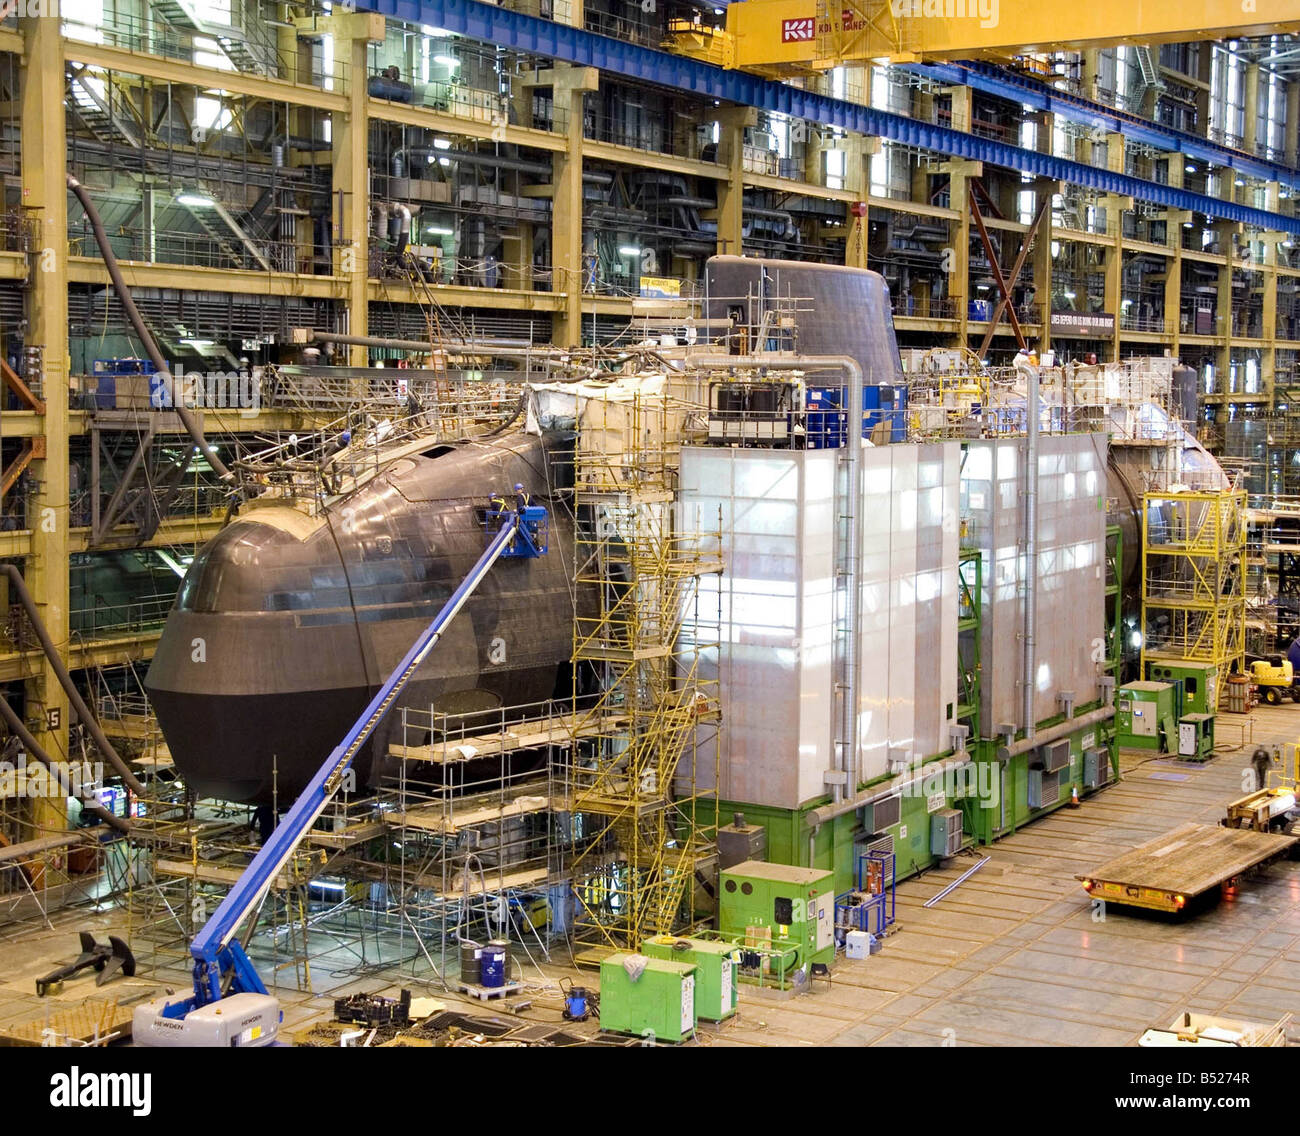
[{"x1": 781, "y1": 16, "x2": 814, "y2": 41}]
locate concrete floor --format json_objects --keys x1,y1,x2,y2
[{"x1": 4, "y1": 704, "x2": 1300, "y2": 1046}]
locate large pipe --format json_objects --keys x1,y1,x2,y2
[
  {"x1": 689, "y1": 352, "x2": 863, "y2": 804},
  {"x1": 805, "y1": 752, "x2": 973, "y2": 827},
  {"x1": 0, "y1": 696, "x2": 131, "y2": 833},
  {"x1": 306, "y1": 330, "x2": 553, "y2": 357},
  {"x1": 996, "y1": 703, "x2": 1114, "y2": 762},
  {"x1": 0, "y1": 566, "x2": 147, "y2": 798},
  {"x1": 1023, "y1": 363, "x2": 1039, "y2": 740},
  {"x1": 67, "y1": 174, "x2": 234, "y2": 483}
]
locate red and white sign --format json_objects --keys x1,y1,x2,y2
[{"x1": 781, "y1": 16, "x2": 815, "y2": 41}]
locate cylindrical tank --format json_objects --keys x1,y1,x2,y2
[
  {"x1": 1171, "y1": 364, "x2": 1199, "y2": 426},
  {"x1": 367, "y1": 74, "x2": 413, "y2": 103},
  {"x1": 459, "y1": 939, "x2": 481, "y2": 985},
  {"x1": 479, "y1": 941, "x2": 507, "y2": 988}
]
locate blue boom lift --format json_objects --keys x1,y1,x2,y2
[{"x1": 134, "y1": 497, "x2": 549, "y2": 1046}]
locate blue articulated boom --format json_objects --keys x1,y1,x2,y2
[{"x1": 174, "y1": 504, "x2": 540, "y2": 1016}]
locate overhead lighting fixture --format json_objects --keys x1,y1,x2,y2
[
  {"x1": 426, "y1": 226, "x2": 453, "y2": 235},
  {"x1": 1185, "y1": 163, "x2": 1196, "y2": 174},
  {"x1": 176, "y1": 193, "x2": 215, "y2": 208},
  {"x1": 618, "y1": 246, "x2": 641, "y2": 257},
  {"x1": 156, "y1": 550, "x2": 189, "y2": 579},
  {"x1": 432, "y1": 54, "x2": 459, "y2": 68},
  {"x1": 421, "y1": 25, "x2": 452, "y2": 36},
  {"x1": 1235, "y1": 178, "x2": 1245, "y2": 186},
  {"x1": 180, "y1": 337, "x2": 215, "y2": 347},
  {"x1": 1183, "y1": 221, "x2": 1194, "y2": 228},
  {"x1": 1063, "y1": 290, "x2": 1076, "y2": 300},
  {"x1": 433, "y1": 138, "x2": 452, "y2": 150}
]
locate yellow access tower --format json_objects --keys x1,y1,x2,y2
[
  {"x1": 560, "y1": 385, "x2": 722, "y2": 953},
  {"x1": 1140, "y1": 488, "x2": 1246, "y2": 711}
]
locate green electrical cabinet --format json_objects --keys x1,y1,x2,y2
[
  {"x1": 599, "y1": 954, "x2": 697, "y2": 1043},
  {"x1": 1116, "y1": 681, "x2": 1178, "y2": 751},
  {"x1": 641, "y1": 935, "x2": 739, "y2": 1021},
  {"x1": 1146, "y1": 661, "x2": 1218, "y2": 715},
  {"x1": 718, "y1": 861, "x2": 836, "y2": 972}
]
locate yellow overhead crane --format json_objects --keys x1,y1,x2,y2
[{"x1": 664, "y1": 0, "x2": 1300, "y2": 76}]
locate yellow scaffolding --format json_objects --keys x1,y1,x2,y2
[
  {"x1": 560, "y1": 383, "x2": 722, "y2": 954},
  {"x1": 1141, "y1": 488, "x2": 1247, "y2": 709}
]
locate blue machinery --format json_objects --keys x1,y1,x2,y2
[{"x1": 135, "y1": 499, "x2": 546, "y2": 1046}]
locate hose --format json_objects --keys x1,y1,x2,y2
[
  {"x1": 0, "y1": 694, "x2": 130, "y2": 833},
  {"x1": 66, "y1": 173, "x2": 233, "y2": 483},
  {"x1": 1, "y1": 565, "x2": 147, "y2": 797}
]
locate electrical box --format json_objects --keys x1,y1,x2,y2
[
  {"x1": 929, "y1": 808, "x2": 963, "y2": 858},
  {"x1": 863, "y1": 795, "x2": 901, "y2": 832},
  {"x1": 1146, "y1": 660, "x2": 1217, "y2": 716},
  {"x1": 1177, "y1": 713, "x2": 1215, "y2": 761},
  {"x1": 1116, "y1": 681, "x2": 1177, "y2": 751},
  {"x1": 1039, "y1": 738, "x2": 1072, "y2": 773},
  {"x1": 1028, "y1": 768, "x2": 1061, "y2": 809},
  {"x1": 716, "y1": 817, "x2": 767, "y2": 870},
  {"x1": 640, "y1": 936, "x2": 738, "y2": 1022},
  {"x1": 719, "y1": 861, "x2": 835, "y2": 971},
  {"x1": 599, "y1": 954, "x2": 697, "y2": 1043},
  {"x1": 1083, "y1": 747, "x2": 1112, "y2": 789}
]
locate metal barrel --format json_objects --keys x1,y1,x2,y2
[
  {"x1": 480, "y1": 941, "x2": 508, "y2": 988},
  {"x1": 459, "y1": 940, "x2": 481, "y2": 985}
]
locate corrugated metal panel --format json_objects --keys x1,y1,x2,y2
[
  {"x1": 69, "y1": 286, "x2": 337, "y2": 338},
  {"x1": 361, "y1": 0, "x2": 1300, "y2": 234}
]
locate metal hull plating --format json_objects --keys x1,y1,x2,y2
[{"x1": 145, "y1": 434, "x2": 577, "y2": 804}]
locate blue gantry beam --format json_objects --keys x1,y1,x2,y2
[
  {"x1": 911, "y1": 61, "x2": 1300, "y2": 193},
  {"x1": 362, "y1": 0, "x2": 1300, "y2": 235}
]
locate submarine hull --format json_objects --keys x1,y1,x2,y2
[{"x1": 145, "y1": 434, "x2": 577, "y2": 804}]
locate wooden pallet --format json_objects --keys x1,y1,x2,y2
[
  {"x1": 456, "y1": 980, "x2": 522, "y2": 1002},
  {"x1": 0, "y1": 997, "x2": 132, "y2": 1047}
]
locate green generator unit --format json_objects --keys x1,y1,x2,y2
[
  {"x1": 1177, "y1": 712, "x2": 1215, "y2": 761},
  {"x1": 599, "y1": 953, "x2": 696, "y2": 1043},
  {"x1": 641, "y1": 935, "x2": 738, "y2": 1021},
  {"x1": 1116, "y1": 681, "x2": 1178, "y2": 751},
  {"x1": 1146, "y1": 660, "x2": 1217, "y2": 715},
  {"x1": 719, "y1": 861, "x2": 835, "y2": 973}
]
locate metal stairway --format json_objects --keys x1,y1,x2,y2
[
  {"x1": 67, "y1": 68, "x2": 141, "y2": 147},
  {"x1": 1130, "y1": 46, "x2": 1166, "y2": 113},
  {"x1": 150, "y1": 0, "x2": 279, "y2": 76}
]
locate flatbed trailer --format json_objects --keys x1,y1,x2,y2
[{"x1": 1078, "y1": 822, "x2": 1298, "y2": 913}]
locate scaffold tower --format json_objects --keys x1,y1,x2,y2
[
  {"x1": 1140, "y1": 487, "x2": 1247, "y2": 707},
  {"x1": 559, "y1": 384, "x2": 722, "y2": 954}
]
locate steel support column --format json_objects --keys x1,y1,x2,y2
[
  {"x1": 548, "y1": 64, "x2": 598, "y2": 347},
  {"x1": 20, "y1": 13, "x2": 71, "y2": 848}
]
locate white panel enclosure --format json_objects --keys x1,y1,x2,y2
[
  {"x1": 681, "y1": 441, "x2": 960, "y2": 809},
  {"x1": 960, "y1": 433, "x2": 1108, "y2": 732},
  {"x1": 680, "y1": 447, "x2": 836, "y2": 809}
]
